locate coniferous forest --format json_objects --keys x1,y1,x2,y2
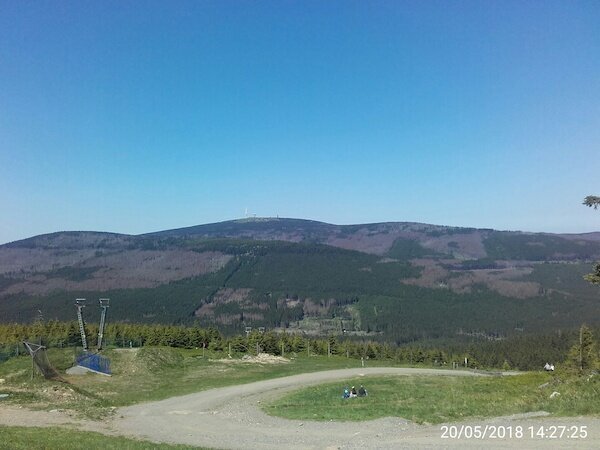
[{"x1": 1, "y1": 320, "x2": 597, "y2": 372}]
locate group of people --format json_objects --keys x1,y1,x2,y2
[{"x1": 342, "y1": 385, "x2": 367, "y2": 398}]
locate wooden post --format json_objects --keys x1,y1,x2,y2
[
  {"x1": 228, "y1": 342, "x2": 232, "y2": 358},
  {"x1": 327, "y1": 341, "x2": 331, "y2": 357},
  {"x1": 281, "y1": 342, "x2": 284, "y2": 357},
  {"x1": 307, "y1": 341, "x2": 310, "y2": 357}
]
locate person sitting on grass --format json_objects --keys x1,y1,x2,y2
[
  {"x1": 358, "y1": 385, "x2": 367, "y2": 397},
  {"x1": 342, "y1": 387, "x2": 350, "y2": 399},
  {"x1": 350, "y1": 386, "x2": 357, "y2": 398},
  {"x1": 544, "y1": 362, "x2": 555, "y2": 372}
]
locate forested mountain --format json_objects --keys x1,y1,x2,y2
[{"x1": 1, "y1": 218, "x2": 599, "y2": 344}]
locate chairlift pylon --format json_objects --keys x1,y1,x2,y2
[
  {"x1": 75, "y1": 297, "x2": 111, "y2": 352},
  {"x1": 75, "y1": 298, "x2": 88, "y2": 351},
  {"x1": 97, "y1": 298, "x2": 110, "y2": 351}
]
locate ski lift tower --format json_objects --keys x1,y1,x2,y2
[
  {"x1": 97, "y1": 298, "x2": 110, "y2": 351},
  {"x1": 75, "y1": 298, "x2": 88, "y2": 352}
]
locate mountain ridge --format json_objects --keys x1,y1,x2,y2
[
  {"x1": 1, "y1": 217, "x2": 599, "y2": 341},
  {"x1": 5, "y1": 217, "x2": 600, "y2": 257},
  {"x1": 5, "y1": 217, "x2": 600, "y2": 248}
]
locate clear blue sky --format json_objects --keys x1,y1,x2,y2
[{"x1": 1, "y1": 1, "x2": 599, "y2": 244}]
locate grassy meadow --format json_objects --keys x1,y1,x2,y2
[
  {"x1": 0, "y1": 346, "x2": 401, "y2": 418},
  {"x1": 0, "y1": 426, "x2": 202, "y2": 450},
  {"x1": 1, "y1": 345, "x2": 598, "y2": 427},
  {"x1": 264, "y1": 372, "x2": 600, "y2": 424}
]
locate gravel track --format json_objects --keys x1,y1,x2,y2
[{"x1": 111, "y1": 367, "x2": 600, "y2": 449}]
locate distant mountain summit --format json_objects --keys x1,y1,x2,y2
[
  {"x1": 6, "y1": 217, "x2": 600, "y2": 258},
  {"x1": 146, "y1": 217, "x2": 600, "y2": 259},
  {"x1": 144, "y1": 217, "x2": 340, "y2": 243}
]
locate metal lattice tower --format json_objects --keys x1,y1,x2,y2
[
  {"x1": 75, "y1": 298, "x2": 88, "y2": 352},
  {"x1": 97, "y1": 298, "x2": 110, "y2": 351}
]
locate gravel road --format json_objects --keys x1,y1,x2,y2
[{"x1": 112, "y1": 367, "x2": 600, "y2": 449}]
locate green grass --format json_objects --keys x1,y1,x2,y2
[
  {"x1": 94, "y1": 348, "x2": 404, "y2": 407},
  {"x1": 0, "y1": 347, "x2": 401, "y2": 417},
  {"x1": 2, "y1": 346, "x2": 599, "y2": 429},
  {"x1": 263, "y1": 372, "x2": 600, "y2": 424},
  {"x1": 0, "y1": 426, "x2": 203, "y2": 450}
]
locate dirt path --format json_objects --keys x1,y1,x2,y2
[
  {"x1": 0, "y1": 405, "x2": 115, "y2": 435},
  {"x1": 111, "y1": 367, "x2": 600, "y2": 449}
]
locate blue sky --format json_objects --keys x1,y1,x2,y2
[{"x1": 1, "y1": 1, "x2": 599, "y2": 244}]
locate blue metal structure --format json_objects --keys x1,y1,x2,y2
[{"x1": 76, "y1": 352, "x2": 111, "y2": 375}]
